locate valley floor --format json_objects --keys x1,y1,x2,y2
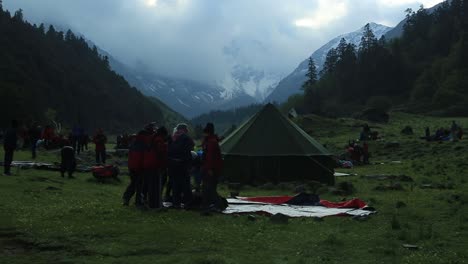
[{"x1": 1, "y1": 112, "x2": 468, "y2": 264}]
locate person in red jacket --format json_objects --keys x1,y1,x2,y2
[
  {"x1": 93, "y1": 129, "x2": 107, "y2": 164},
  {"x1": 141, "y1": 124, "x2": 169, "y2": 209},
  {"x1": 363, "y1": 141, "x2": 370, "y2": 165},
  {"x1": 201, "y1": 123, "x2": 223, "y2": 210},
  {"x1": 122, "y1": 133, "x2": 145, "y2": 207},
  {"x1": 146, "y1": 126, "x2": 169, "y2": 209}
]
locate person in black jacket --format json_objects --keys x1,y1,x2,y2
[
  {"x1": 3, "y1": 120, "x2": 18, "y2": 176},
  {"x1": 60, "y1": 145, "x2": 76, "y2": 178},
  {"x1": 168, "y1": 123, "x2": 195, "y2": 208}
]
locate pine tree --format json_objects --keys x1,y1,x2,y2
[
  {"x1": 359, "y1": 23, "x2": 377, "y2": 54},
  {"x1": 336, "y1": 38, "x2": 348, "y2": 58},
  {"x1": 38, "y1": 23, "x2": 45, "y2": 34},
  {"x1": 65, "y1": 29, "x2": 76, "y2": 42},
  {"x1": 46, "y1": 25, "x2": 56, "y2": 38},
  {"x1": 321, "y1": 48, "x2": 338, "y2": 75},
  {"x1": 13, "y1": 9, "x2": 24, "y2": 22},
  {"x1": 302, "y1": 57, "x2": 317, "y2": 91}
]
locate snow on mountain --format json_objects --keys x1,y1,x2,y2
[
  {"x1": 221, "y1": 40, "x2": 282, "y2": 102},
  {"x1": 266, "y1": 23, "x2": 393, "y2": 103}
]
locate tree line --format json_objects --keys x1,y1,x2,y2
[
  {"x1": 297, "y1": 1, "x2": 468, "y2": 117},
  {"x1": 0, "y1": 7, "x2": 165, "y2": 132}
]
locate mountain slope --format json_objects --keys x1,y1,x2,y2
[
  {"x1": 0, "y1": 8, "x2": 170, "y2": 131},
  {"x1": 384, "y1": 1, "x2": 448, "y2": 40},
  {"x1": 266, "y1": 23, "x2": 392, "y2": 103}
]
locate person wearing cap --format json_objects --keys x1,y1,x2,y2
[
  {"x1": 168, "y1": 123, "x2": 195, "y2": 208},
  {"x1": 201, "y1": 123, "x2": 223, "y2": 210}
]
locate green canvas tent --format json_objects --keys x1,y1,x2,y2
[{"x1": 220, "y1": 103, "x2": 335, "y2": 185}]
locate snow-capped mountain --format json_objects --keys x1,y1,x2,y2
[
  {"x1": 221, "y1": 39, "x2": 282, "y2": 102},
  {"x1": 79, "y1": 39, "x2": 223, "y2": 118},
  {"x1": 109, "y1": 60, "x2": 229, "y2": 118},
  {"x1": 266, "y1": 23, "x2": 393, "y2": 103}
]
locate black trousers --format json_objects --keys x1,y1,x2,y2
[
  {"x1": 3, "y1": 147, "x2": 14, "y2": 174},
  {"x1": 169, "y1": 161, "x2": 192, "y2": 207},
  {"x1": 96, "y1": 150, "x2": 106, "y2": 164},
  {"x1": 60, "y1": 163, "x2": 75, "y2": 178},
  {"x1": 144, "y1": 170, "x2": 162, "y2": 208},
  {"x1": 31, "y1": 139, "x2": 38, "y2": 159},
  {"x1": 202, "y1": 171, "x2": 219, "y2": 208},
  {"x1": 123, "y1": 170, "x2": 144, "y2": 206}
]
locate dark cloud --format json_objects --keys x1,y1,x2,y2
[{"x1": 4, "y1": 0, "x2": 443, "y2": 83}]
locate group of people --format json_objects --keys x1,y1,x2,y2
[
  {"x1": 345, "y1": 141, "x2": 370, "y2": 165},
  {"x1": 60, "y1": 128, "x2": 108, "y2": 179},
  {"x1": 424, "y1": 121, "x2": 464, "y2": 142},
  {"x1": 122, "y1": 122, "x2": 223, "y2": 212},
  {"x1": 70, "y1": 126, "x2": 90, "y2": 155}
]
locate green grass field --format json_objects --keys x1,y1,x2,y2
[{"x1": 1, "y1": 112, "x2": 468, "y2": 264}]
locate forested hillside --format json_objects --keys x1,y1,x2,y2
[
  {"x1": 298, "y1": 1, "x2": 468, "y2": 117},
  {"x1": 0, "y1": 7, "x2": 169, "y2": 131}
]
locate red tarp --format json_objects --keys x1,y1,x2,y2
[{"x1": 239, "y1": 196, "x2": 368, "y2": 209}]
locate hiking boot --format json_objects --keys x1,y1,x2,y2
[
  {"x1": 3, "y1": 173, "x2": 12, "y2": 176},
  {"x1": 122, "y1": 198, "x2": 130, "y2": 206}
]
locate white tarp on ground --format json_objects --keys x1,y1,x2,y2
[
  {"x1": 224, "y1": 198, "x2": 375, "y2": 218},
  {"x1": 334, "y1": 172, "x2": 353, "y2": 177},
  {"x1": 11, "y1": 161, "x2": 54, "y2": 167}
]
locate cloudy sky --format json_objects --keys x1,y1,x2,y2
[{"x1": 4, "y1": 0, "x2": 444, "y2": 83}]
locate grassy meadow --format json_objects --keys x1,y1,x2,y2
[{"x1": 1, "y1": 112, "x2": 468, "y2": 264}]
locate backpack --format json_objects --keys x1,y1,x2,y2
[{"x1": 92, "y1": 165, "x2": 120, "y2": 179}]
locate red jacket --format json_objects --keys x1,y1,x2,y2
[
  {"x1": 128, "y1": 132, "x2": 146, "y2": 172},
  {"x1": 93, "y1": 133, "x2": 107, "y2": 151},
  {"x1": 202, "y1": 135, "x2": 223, "y2": 172},
  {"x1": 143, "y1": 134, "x2": 168, "y2": 170}
]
